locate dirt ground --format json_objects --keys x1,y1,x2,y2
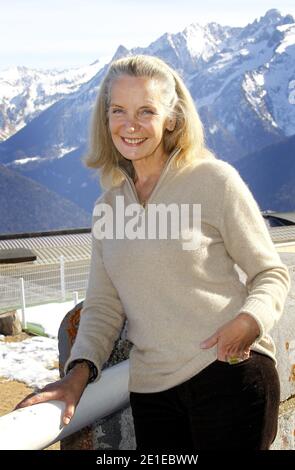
[{"x1": 0, "y1": 332, "x2": 60, "y2": 450}]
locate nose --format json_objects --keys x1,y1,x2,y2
[
  {"x1": 125, "y1": 116, "x2": 141, "y2": 133},
  {"x1": 126, "y1": 123, "x2": 141, "y2": 134}
]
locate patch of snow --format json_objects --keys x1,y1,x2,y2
[
  {"x1": 239, "y1": 48, "x2": 250, "y2": 56},
  {"x1": 242, "y1": 71, "x2": 277, "y2": 127},
  {"x1": 209, "y1": 124, "x2": 218, "y2": 134},
  {"x1": 0, "y1": 299, "x2": 82, "y2": 389},
  {"x1": 275, "y1": 25, "x2": 295, "y2": 54},
  {"x1": 56, "y1": 146, "x2": 78, "y2": 158},
  {"x1": 0, "y1": 337, "x2": 59, "y2": 389},
  {"x1": 9, "y1": 156, "x2": 43, "y2": 165},
  {"x1": 16, "y1": 299, "x2": 79, "y2": 338}
]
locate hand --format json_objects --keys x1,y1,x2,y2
[
  {"x1": 14, "y1": 363, "x2": 90, "y2": 426},
  {"x1": 200, "y1": 312, "x2": 260, "y2": 362}
]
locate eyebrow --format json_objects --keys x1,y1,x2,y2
[{"x1": 109, "y1": 103, "x2": 157, "y2": 108}]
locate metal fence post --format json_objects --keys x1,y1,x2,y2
[
  {"x1": 73, "y1": 291, "x2": 79, "y2": 306},
  {"x1": 60, "y1": 256, "x2": 66, "y2": 301},
  {"x1": 19, "y1": 277, "x2": 27, "y2": 329}
]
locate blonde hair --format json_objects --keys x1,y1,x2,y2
[{"x1": 83, "y1": 54, "x2": 215, "y2": 189}]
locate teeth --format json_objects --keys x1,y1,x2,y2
[{"x1": 123, "y1": 138, "x2": 146, "y2": 144}]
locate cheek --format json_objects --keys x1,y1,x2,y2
[
  {"x1": 145, "y1": 120, "x2": 162, "y2": 135},
  {"x1": 108, "y1": 120, "x2": 119, "y2": 138},
  {"x1": 153, "y1": 123, "x2": 166, "y2": 140}
]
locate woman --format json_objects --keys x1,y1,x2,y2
[{"x1": 15, "y1": 55, "x2": 290, "y2": 450}]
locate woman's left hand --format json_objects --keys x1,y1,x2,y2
[{"x1": 200, "y1": 312, "x2": 260, "y2": 362}]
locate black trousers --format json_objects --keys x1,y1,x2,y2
[{"x1": 129, "y1": 351, "x2": 280, "y2": 451}]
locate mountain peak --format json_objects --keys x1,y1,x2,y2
[
  {"x1": 265, "y1": 8, "x2": 282, "y2": 19},
  {"x1": 111, "y1": 45, "x2": 129, "y2": 61},
  {"x1": 183, "y1": 22, "x2": 203, "y2": 34},
  {"x1": 262, "y1": 8, "x2": 294, "y2": 25}
]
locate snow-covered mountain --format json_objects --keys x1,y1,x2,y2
[
  {"x1": 1, "y1": 8, "x2": 294, "y2": 215},
  {"x1": 188, "y1": 9, "x2": 295, "y2": 150},
  {"x1": 0, "y1": 63, "x2": 108, "y2": 165},
  {"x1": 0, "y1": 60, "x2": 101, "y2": 141},
  {"x1": 131, "y1": 22, "x2": 240, "y2": 77}
]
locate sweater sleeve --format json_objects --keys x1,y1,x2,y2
[
  {"x1": 218, "y1": 165, "x2": 291, "y2": 341},
  {"x1": 64, "y1": 212, "x2": 126, "y2": 382}
]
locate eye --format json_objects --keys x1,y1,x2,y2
[
  {"x1": 111, "y1": 108, "x2": 124, "y2": 114},
  {"x1": 140, "y1": 109, "x2": 156, "y2": 116}
]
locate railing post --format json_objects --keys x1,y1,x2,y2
[
  {"x1": 60, "y1": 256, "x2": 66, "y2": 301},
  {"x1": 19, "y1": 277, "x2": 27, "y2": 329},
  {"x1": 73, "y1": 291, "x2": 79, "y2": 306}
]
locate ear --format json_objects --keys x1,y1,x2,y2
[{"x1": 165, "y1": 116, "x2": 176, "y2": 132}]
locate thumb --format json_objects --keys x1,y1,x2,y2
[
  {"x1": 63, "y1": 403, "x2": 76, "y2": 426},
  {"x1": 200, "y1": 332, "x2": 218, "y2": 350}
]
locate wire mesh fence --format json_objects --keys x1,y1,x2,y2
[{"x1": 0, "y1": 257, "x2": 90, "y2": 314}]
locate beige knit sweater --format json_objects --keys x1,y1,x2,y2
[{"x1": 65, "y1": 149, "x2": 290, "y2": 392}]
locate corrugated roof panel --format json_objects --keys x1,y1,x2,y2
[
  {"x1": 0, "y1": 233, "x2": 91, "y2": 251},
  {"x1": 0, "y1": 233, "x2": 92, "y2": 265},
  {"x1": 269, "y1": 226, "x2": 295, "y2": 243},
  {"x1": 0, "y1": 225, "x2": 294, "y2": 268},
  {"x1": 263, "y1": 212, "x2": 295, "y2": 224}
]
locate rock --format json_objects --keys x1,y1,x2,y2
[{"x1": 0, "y1": 311, "x2": 22, "y2": 336}]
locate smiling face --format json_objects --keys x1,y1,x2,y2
[{"x1": 108, "y1": 75, "x2": 172, "y2": 164}]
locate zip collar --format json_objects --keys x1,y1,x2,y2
[
  {"x1": 116, "y1": 147, "x2": 181, "y2": 208},
  {"x1": 116, "y1": 146, "x2": 181, "y2": 181}
]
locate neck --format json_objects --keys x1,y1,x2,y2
[{"x1": 132, "y1": 152, "x2": 168, "y2": 186}]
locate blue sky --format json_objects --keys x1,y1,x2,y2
[{"x1": 0, "y1": 0, "x2": 294, "y2": 70}]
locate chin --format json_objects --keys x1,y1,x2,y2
[{"x1": 118, "y1": 149, "x2": 146, "y2": 160}]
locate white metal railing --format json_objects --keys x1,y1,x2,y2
[
  {"x1": 0, "y1": 257, "x2": 90, "y2": 314},
  {"x1": 0, "y1": 360, "x2": 130, "y2": 450}
]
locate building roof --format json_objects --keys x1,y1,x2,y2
[
  {"x1": 267, "y1": 225, "x2": 295, "y2": 244},
  {"x1": 0, "y1": 218, "x2": 294, "y2": 267},
  {"x1": 262, "y1": 211, "x2": 295, "y2": 225},
  {"x1": 0, "y1": 228, "x2": 91, "y2": 265},
  {"x1": 0, "y1": 248, "x2": 37, "y2": 264}
]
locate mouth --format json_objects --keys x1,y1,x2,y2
[{"x1": 121, "y1": 137, "x2": 147, "y2": 147}]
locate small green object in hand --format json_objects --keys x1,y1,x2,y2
[{"x1": 228, "y1": 356, "x2": 241, "y2": 365}]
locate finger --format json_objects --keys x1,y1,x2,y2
[
  {"x1": 200, "y1": 332, "x2": 218, "y2": 350},
  {"x1": 63, "y1": 403, "x2": 76, "y2": 426},
  {"x1": 217, "y1": 354, "x2": 227, "y2": 362},
  {"x1": 15, "y1": 391, "x2": 53, "y2": 409},
  {"x1": 227, "y1": 345, "x2": 251, "y2": 359},
  {"x1": 225, "y1": 348, "x2": 251, "y2": 363},
  {"x1": 14, "y1": 393, "x2": 37, "y2": 410},
  {"x1": 217, "y1": 345, "x2": 229, "y2": 362},
  {"x1": 218, "y1": 342, "x2": 242, "y2": 362}
]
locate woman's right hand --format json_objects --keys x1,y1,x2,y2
[{"x1": 14, "y1": 363, "x2": 90, "y2": 426}]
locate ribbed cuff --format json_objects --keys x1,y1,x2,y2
[
  {"x1": 237, "y1": 298, "x2": 275, "y2": 343},
  {"x1": 66, "y1": 359, "x2": 98, "y2": 384},
  {"x1": 64, "y1": 353, "x2": 102, "y2": 383}
]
